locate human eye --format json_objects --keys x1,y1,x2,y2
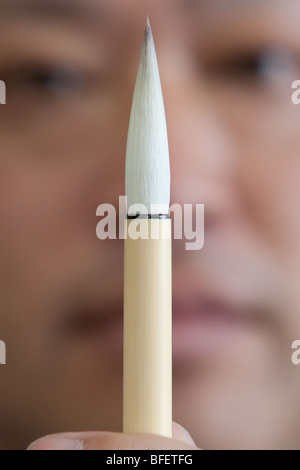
[
  {"x1": 18, "y1": 66, "x2": 85, "y2": 96},
  {"x1": 206, "y1": 46, "x2": 300, "y2": 88},
  {"x1": 3, "y1": 63, "x2": 94, "y2": 102}
]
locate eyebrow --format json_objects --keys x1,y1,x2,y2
[{"x1": 0, "y1": 0, "x2": 106, "y2": 22}]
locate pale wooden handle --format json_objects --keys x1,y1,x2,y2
[{"x1": 123, "y1": 218, "x2": 172, "y2": 437}]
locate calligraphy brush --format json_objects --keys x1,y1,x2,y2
[{"x1": 123, "y1": 17, "x2": 172, "y2": 438}]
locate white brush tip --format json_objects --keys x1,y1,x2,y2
[{"x1": 125, "y1": 18, "x2": 170, "y2": 216}]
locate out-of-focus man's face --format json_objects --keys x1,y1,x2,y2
[{"x1": 1, "y1": 0, "x2": 300, "y2": 450}]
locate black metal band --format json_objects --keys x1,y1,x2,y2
[{"x1": 126, "y1": 214, "x2": 171, "y2": 220}]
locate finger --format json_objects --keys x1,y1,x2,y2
[
  {"x1": 172, "y1": 422, "x2": 197, "y2": 446},
  {"x1": 28, "y1": 427, "x2": 198, "y2": 450}
]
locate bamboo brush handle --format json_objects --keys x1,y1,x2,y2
[{"x1": 123, "y1": 218, "x2": 172, "y2": 438}]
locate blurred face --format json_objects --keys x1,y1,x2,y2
[{"x1": 1, "y1": 0, "x2": 300, "y2": 450}]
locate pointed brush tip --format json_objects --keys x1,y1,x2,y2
[
  {"x1": 145, "y1": 15, "x2": 152, "y2": 39},
  {"x1": 126, "y1": 13, "x2": 170, "y2": 211}
]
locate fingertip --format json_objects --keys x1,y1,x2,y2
[
  {"x1": 172, "y1": 422, "x2": 197, "y2": 446},
  {"x1": 27, "y1": 435, "x2": 83, "y2": 450}
]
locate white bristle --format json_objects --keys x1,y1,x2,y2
[{"x1": 125, "y1": 18, "x2": 170, "y2": 216}]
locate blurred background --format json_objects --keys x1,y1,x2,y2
[{"x1": 1, "y1": 0, "x2": 300, "y2": 449}]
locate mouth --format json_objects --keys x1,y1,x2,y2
[
  {"x1": 60, "y1": 300, "x2": 124, "y2": 357},
  {"x1": 171, "y1": 298, "x2": 251, "y2": 363},
  {"x1": 59, "y1": 293, "x2": 252, "y2": 364}
]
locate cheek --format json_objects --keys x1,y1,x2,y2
[
  {"x1": 0, "y1": 77, "x2": 131, "y2": 322},
  {"x1": 223, "y1": 92, "x2": 300, "y2": 256},
  {"x1": 239, "y1": 141, "x2": 300, "y2": 256},
  {"x1": 0, "y1": 117, "x2": 127, "y2": 303},
  {"x1": 0, "y1": 89, "x2": 128, "y2": 237}
]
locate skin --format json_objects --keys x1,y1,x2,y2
[
  {"x1": 0, "y1": 0, "x2": 300, "y2": 450},
  {"x1": 28, "y1": 423, "x2": 197, "y2": 450}
]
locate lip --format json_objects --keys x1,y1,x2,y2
[
  {"x1": 62, "y1": 302, "x2": 123, "y2": 351},
  {"x1": 171, "y1": 299, "x2": 248, "y2": 363},
  {"x1": 63, "y1": 294, "x2": 248, "y2": 364}
]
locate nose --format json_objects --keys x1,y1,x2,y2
[{"x1": 161, "y1": 56, "x2": 242, "y2": 233}]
